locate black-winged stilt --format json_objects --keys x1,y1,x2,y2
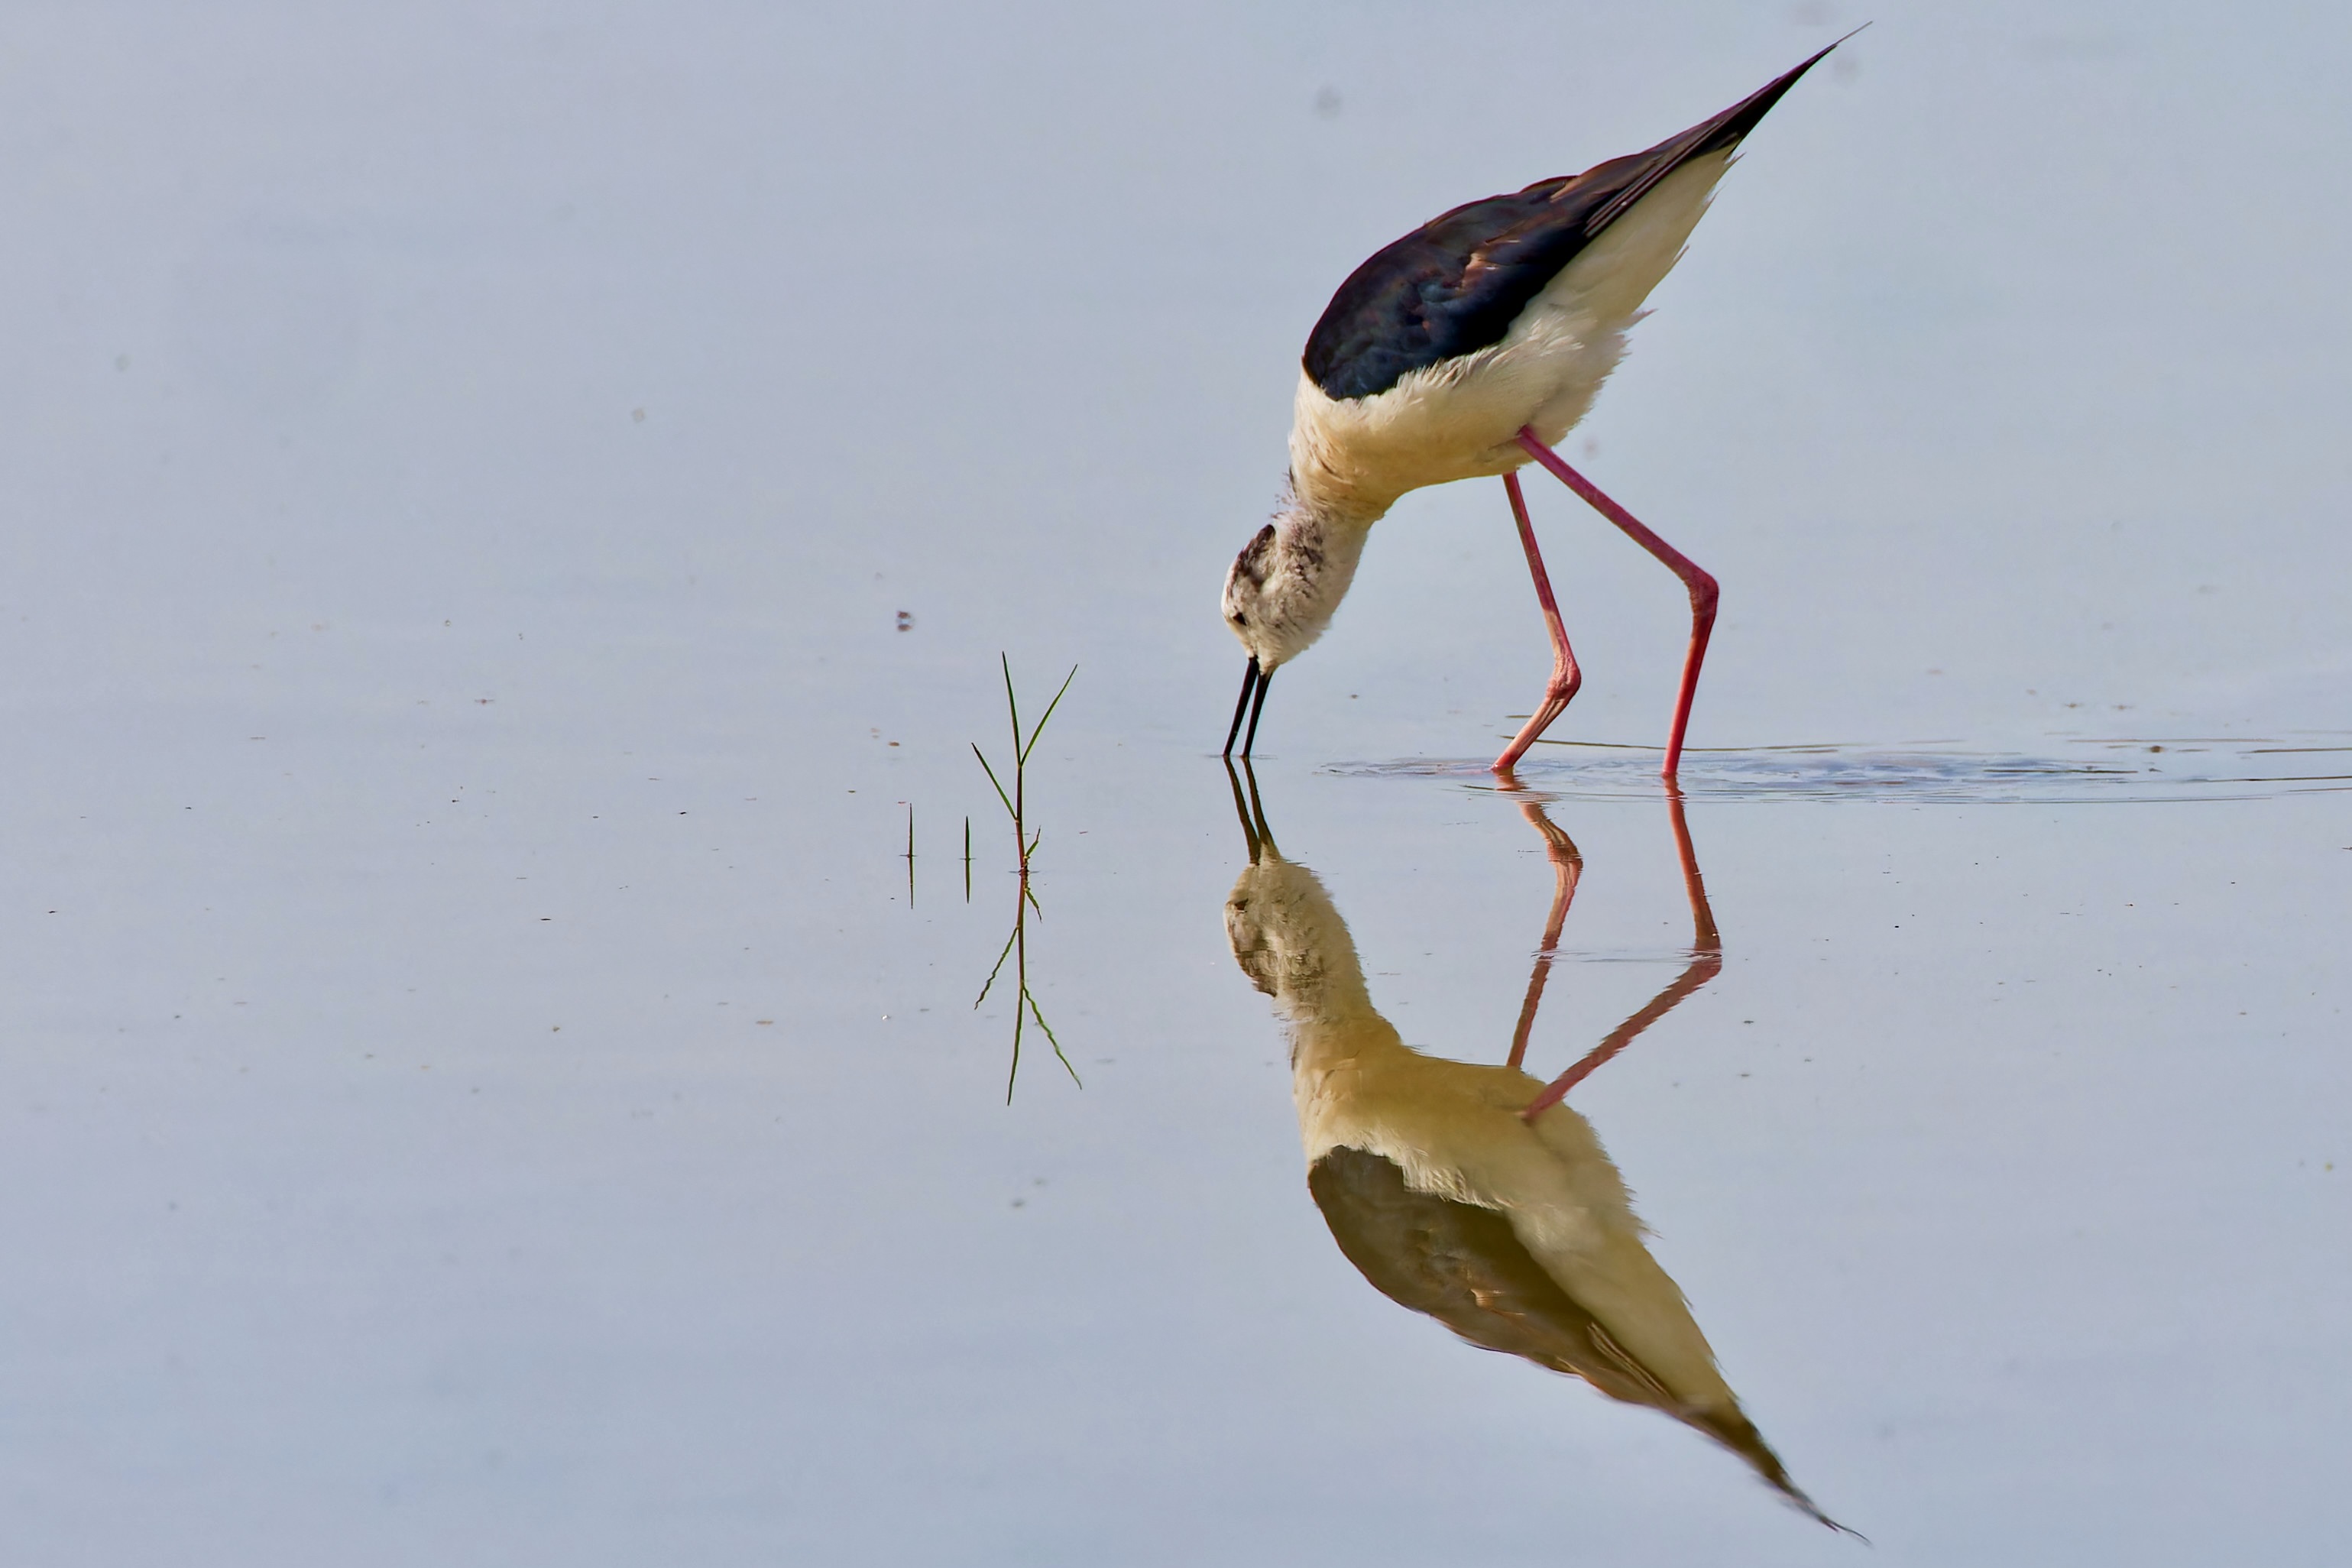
[{"x1": 1220, "y1": 42, "x2": 1845, "y2": 776}]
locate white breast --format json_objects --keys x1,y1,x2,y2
[{"x1": 1289, "y1": 150, "x2": 1734, "y2": 517}]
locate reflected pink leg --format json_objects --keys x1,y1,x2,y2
[
  {"x1": 1492, "y1": 471, "x2": 1583, "y2": 773},
  {"x1": 1522, "y1": 784, "x2": 1721, "y2": 1121},
  {"x1": 1503, "y1": 799, "x2": 1583, "y2": 1071},
  {"x1": 1514, "y1": 428, "x2": 1716, "y2": 779}
]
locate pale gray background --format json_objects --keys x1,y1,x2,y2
[{"x1": 2, "y1": 2, "x2": 2347, "y2": 1563}]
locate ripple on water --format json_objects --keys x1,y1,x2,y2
[{"x1": 1329, "y1": 738, "x2": 2352, "y2": 804}]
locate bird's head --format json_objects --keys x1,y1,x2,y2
[
  {"x1": 1220, "y1": 760, "x2": 1369, "y2": 1019},
  {"x1": 1224, "y1": 854, "x2": 1372, "y2": 1024},
  {"x1": 1220, "y1": 501, "x2": 1362, "y2": 673}
]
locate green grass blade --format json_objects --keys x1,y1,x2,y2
[
  {"x1": 974, "y1": 921, "x2": 1019, "y2": 1010},
  {"x1": 1005, "y1": 1002, "x2": 1023, "y2": 1104},
  {"x1": 1028, "y1": 990, "x2": 1080, "y2": 1087},
  {"x1": 1001, "y1": 653, "x2": 1023, "y2": 758},
  {"x1": 971, "y1": 744, "x2": 1016, "y2": 821},
  {"x1": 1019, "y1": 664, "x2": 1079, "y2": 766}
]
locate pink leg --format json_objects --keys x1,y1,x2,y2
[
  {"x1": 1492, "y1": 471, "x2": 1583, "y2": 773},
  {"x1": 1515, "y1": 428, "x2": 1716, "y2": 779}
]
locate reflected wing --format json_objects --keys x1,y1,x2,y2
[
  {"x1": 1310, "y1": 1145, "x2": 1672, "y2": 1398},
  {"x1": 1301, "y1": 45, "x2": 1835, "y2": 402},
  {"x1": 1308, "y1": 1146, "x2": 1829, "y2": 1522}
]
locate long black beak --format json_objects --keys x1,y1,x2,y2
[
  {"x1": 1222, "y1": 656, "x2": 1270, "y2": 757},
  {"x1": 1242, "y1": 663, "x2": 1272, "y2": 755}
]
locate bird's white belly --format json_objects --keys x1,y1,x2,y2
[
  {"x1": 1289, "y1": 326, "x2": 1627, "y2": 507},
  {"x1": 1288, "y1": 150, "x2": 1730, "y2": 515}
]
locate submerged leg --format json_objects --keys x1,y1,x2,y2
[
  {"x1": 1522, "y1": 783, "x2": 1722, "y2": 1121},
  {"x1": 1492, "y1": 471, "x2": 1584, "y2": 773},
  {"x1": 1515, "y1": 428, "x2": 1716, "y2": 779},
  {"x1": 1503, "y1": 796, "x2": 1584, "y2": 1071}
]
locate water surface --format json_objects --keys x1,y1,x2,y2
[{"x1": 2, "y1": 3, "x2": 2348, "y2": 1563}]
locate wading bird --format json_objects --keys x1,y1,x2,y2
[{"x1": 1221, "y1": 43, "x2": 1844, "y2": 776}]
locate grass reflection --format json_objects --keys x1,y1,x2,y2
[{"x1": 972, "y1": 656, "x2": 1079, "y2": 1102}]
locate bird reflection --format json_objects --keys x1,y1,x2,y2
[{"x1": 1222, "y1": 763, "x2": 1845, "y2": 1531}]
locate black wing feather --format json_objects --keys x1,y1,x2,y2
[{"x1": 1301, "y1": 44, "x2": 1839, "y2": 402}]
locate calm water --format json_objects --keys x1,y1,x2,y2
[{"x1": 4, "y1": 3, "x2": 2348, "y2": 1563}]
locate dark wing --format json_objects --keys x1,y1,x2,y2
[
  {"x1": 1301, "y1": 43, "x2": 1839, "y2": 402},
  {"x1": 1308, "y1": 1146, "x2": 1841, "y2": 1528}
]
